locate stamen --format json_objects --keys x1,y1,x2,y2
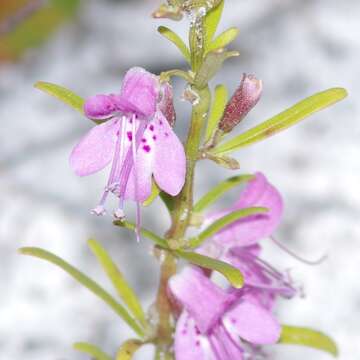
[
  {"x1": 132, "y1": 114, "x2": 141, "y2": 242},
  {"x1": 270, "y1": 236, "x2": 328, "y2": 266}
]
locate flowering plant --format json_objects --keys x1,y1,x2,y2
[{"x1": 20, "y1": 1, "x2": 347, "y2": 359}]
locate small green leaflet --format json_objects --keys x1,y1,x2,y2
[
  {"x1": 35, "y1": 81, "x2": 84, "y2": 113},
  {"x1": 206, "y1": 27, "x2": 239, "y2": 54},
  {"x1": 143, "y1": 180, "x2": 161, "y2": 207},
  {"x1": 88, "y1": 239, "x2": 147, "y2": 329},
  {"x1": 188, "y1": 207, "x2": 268, "y2": 248},
  {"x1": 213, "y1": 87, "x2": 348, "y2": 155},
  {"x1": 158, "y1": 26, "x2": 191, "y2": 63},
  {"x1": 279, "y1": 325, "x2": 338, "y2": 357},
  {"x1": 204, "y1": 0, "x2": 224, "y2": 48},
  {"x1": 19, "y1": 247, "x2": 144, "y2": 338},
  {"x1": 116, "y1": 339, "x2": 143, "y2": 360},
  {"x1": 205, "y1": 84, "x2": 228, "y2": 142},
  {"x1": 73, "y1": 342, "x2": 112, "y2": 360},
  {"x1": 194, "y1": 49, "x2": 239, "y2": 89},
  {"x1": 194, "y1": 174, "x2": 254, "y2": 212},
  {"x1": 175, "y1": 250, "x2": 244, "y2": 288}
]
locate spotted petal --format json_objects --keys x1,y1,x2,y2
[
  {"x1": 223, "y1": 299, "x2": 281, "y2": 345},
  {"x1": 174, "y1": 312, "x2": 216, "y2": 360},
  {"x1": 69, "y1": 118, "x2": 119, "y2": 176},
  {"x1": 153, "y1": 111, "x2": 186, "y2": 196}
]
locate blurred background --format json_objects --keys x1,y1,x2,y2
[{"x1": 0, "y1": 0, "x2": 359, "y2": 359}]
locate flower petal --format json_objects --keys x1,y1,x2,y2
[
  {"x1": 223, "y1": 299, "x2": 281, "y2": 345},
  {"x1": 69, "y1": 118, "x2": 119, "y2": 176},
  {"x1": 84, "y1": 94, "x2": 117, "y2": 120},
  {"x1": 169, "y1": 267, "x2": 231, "y2": 334},
  {"x1": 213, "y1": 172, "x2": 283, "y2": 247},
  {"x1": 174, "y1": 311, "x2": 216, "y2": 360},
  {"x1": 210, "y1": 326, "x2": 244, "y2": 360},
  {"x1": 153, "y1": 111, "x2": 186, "y2": 196},
  {"x1": 159, "y1": 82, "x2": 176, "y2": 127},
  {"x1": 120, "y1": 67, "x2": 159, "y2": 118}
]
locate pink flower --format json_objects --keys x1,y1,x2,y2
[
  {"x1": 199, "y1": 172, "x2": 297, "y2": 299},
  {"x1": 169, "y1": 267, "x2": 281, "y2": 360},
  {"x1": 69, "y1": 67, "x2": 186, "y2": 221}
]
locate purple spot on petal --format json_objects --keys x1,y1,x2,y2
[
  {"x1": 127, "y1": 132, "x2": 133, "y2": 141},
  {"x1": 159, "y1": 120, "x2": 163, "y2": 125},
  {"x1": 141, "y1": 138, "x2": 147, "y2": 143},
  {"x1": 165, "y1": 132, "x2": 169, "y2": 137},
  {"x1": 195, "y1": 340, "x2": 200, "y2": 347},
  {"x1": 116, "y1": 130, "x2": 120, "y2": 136},
  {"x1": 143, "y1": 145, "x2": 151, "y2": 153},
  {"x1": 149, "y1": 124, "x2": 155, "y2": 131},
  {"x1": 152, "y1": 135, "x2": 157, "y2": 141}
]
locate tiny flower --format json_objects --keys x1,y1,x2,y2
[
  {"x1": 169, "y1": 267, "x2": 281, "y2": 360},
  {"x1": 69, "y1": 67, "x2": 186, "y2": 225},
  {"x1": 218, "y1": 74, "x2": 262, "y2": 133}
]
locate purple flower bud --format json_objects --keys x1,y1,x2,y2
[
  {"x1": 219, "y1": 74, "x2": 262, "y2": 133},
  {"x1": 83, "y1": 94, "x2": 117, "y2": 120},
  {"x1": 159, "y1": 82, "x2": 176, "y2": 127}
]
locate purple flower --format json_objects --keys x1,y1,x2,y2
[
  {"x1": 69, "y1": 67, "x2": 186, "y2": 220},
  {"x1": 169, "y1": 267, "x2": 281, "y2": 360},
  {"x1": 199, "y1": 172, "x2": 297, "y2": 299}
]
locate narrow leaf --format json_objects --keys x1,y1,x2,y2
[
  {"x1": 113, "y1": 221, "x2": 168, "y2": 249},
  {"x1": 204, "y1": 152, "x2": 240, "y2": 170},
  {"x1": 19, "y1": 247, "x2": 144, "y2": 338},
  {"x1": 194, "y1": 174, "x2": 254, "y2": 212},
  {"x1": 143, "y1": 181, "x2": 161, "y2": 206},
  {"x1": 116, "y1": 339, "x2": 143, "y2": 360},
  {"x1": 205, "y1": 84, "x2": 228, "y2": 142},
  {"x1": 189, "y1": 207, "x2": 268, "y2": 248},
  {"x1": 35, "y1": 81, "x2": 84, "y2": 113},
  {"x1": 213, "y1": 88, "x2": 348, "y2": 155},
  {"x1": 158, "y1": 26, "x2": 191, "y2": 63},
  {"x1": 194, "y1": 49, "x2": 239, "y2": 89},
  {"x1": 88, "y1": 239, "x2": 147, "y2": 328},
  {"x1": 204, "y1": 0, "x2": 224, "y2": 46},
  {"x1": 73, "y1": 342, "x2": 112, "y2": 360},
  {"x1": 175, "y1": 250, "x2": 244, "y2": 288},
  {"x1": 279, "y1": 325, "x2": 338, "y2": 357},
  {"x1": 207, "y1": 27, "x2": 239, "y2": 53}
]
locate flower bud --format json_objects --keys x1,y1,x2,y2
[
  {"x1": 159, "y1": 82, "x2": 176, "y2": 127},
  {"x1": 84, "y1": 95, "x2": 117, "y2": 120},
  {"x1": 218, "y1": 74, "x2": 262, "y2": 133}
]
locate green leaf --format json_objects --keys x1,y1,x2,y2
[
  {"x1": 279, "y1": 325, "x2": 338, "y2": 357},
  {"x1": 175, "y1": 250, "x2": 244, "y2": 288},
  {"x1": 159, "y1": 192, "x2": 176, "y2": 213},
  {"x1": 158, "y1": 26, "x2": 191, "y2": 63},
  {"x1": 194, "y1": 49, "x2": 239, "y2": 89},
  {"x1": 113, "y1": 221, "x2": 168, "y2": 249},
  {"x1": 189, "y1": 207, "x2": 268, "y2": 248},
  {"x1": 35, "y1": 81, "x2": 84, "y2": 113},
  {"x1": 19, "y1": 247, "x2": 144, "y2": 338},
  {"x1": 204, "y1": 152, "x2": 240, "y2": 170},
  {"x1": 143, "y1": 181, "x2": 161, "y2": 206},
  {"x1": 213, "y1": 87, "x2": 348, "y2": 155},
  {"x1": 194, "y1": 174, "x2": 254, "y2": 212},
  {"x1": 205, "y1": 84, "x2": 228, "y2": 142},
  {"x1": 87, "y1": 239, "x2": 147, "y2": 328},
  {"x1": 73, "y1": 342, "x2": 112, "y2": 360},
  {"x1": 204, "y1": 0, "x2": 224, "y2": 47},
  {"x1": 207, "y1": 27, "x2": 239, "y2": 53},
  {"x1": 116, "y1": 339, "x2": 143, "y2": 360}
]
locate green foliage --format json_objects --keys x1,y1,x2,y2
[
  {"x1": 175, "y1": 250, "x2": 244, "y2": 288},
  {"x1": 279, "y1": 325, "x2": 338, "y2": 357},
  {"x1": 158, "y1": 26, "x2": 191, "y2": 63},
  {"x1": 204, "y1": 0, "x2": 225, "y2": 47},
  {"x1": 88, "y1": 239, "x2": 147, "y2": 328},
  {"x1": 19, "y1": 247, "x2": 144, "y2": 338},
  {"x1": 143, "y1": 181, "x2": 161, "y2": 206},
  {"x1": 194, "y1": 174, "x2": 254, "y2": 212},
  {"x1": 205, "y1": 84, "x2": 228, "y2": 142},
  {"x1": 73, "y1": 342, "x2": 112, "y2": 360},
  {"x1": 194, "y1": 49, "x2": 239, "y2": 89},
  {"x1": 188, "y1": 207, "x2": 268, "y2": 248},
  {"x1": 116, "y1": 339, "x2": 143, "y2": 360},
  {"x1": 35, "y1": 81, "x2": 84, "y2": 114},
  {"x1": 213, "y1": 88, "x2": 348, "y2": 155},
  {"x1": 206, "y1": 27, "x2": 239, "y2": 53}
]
